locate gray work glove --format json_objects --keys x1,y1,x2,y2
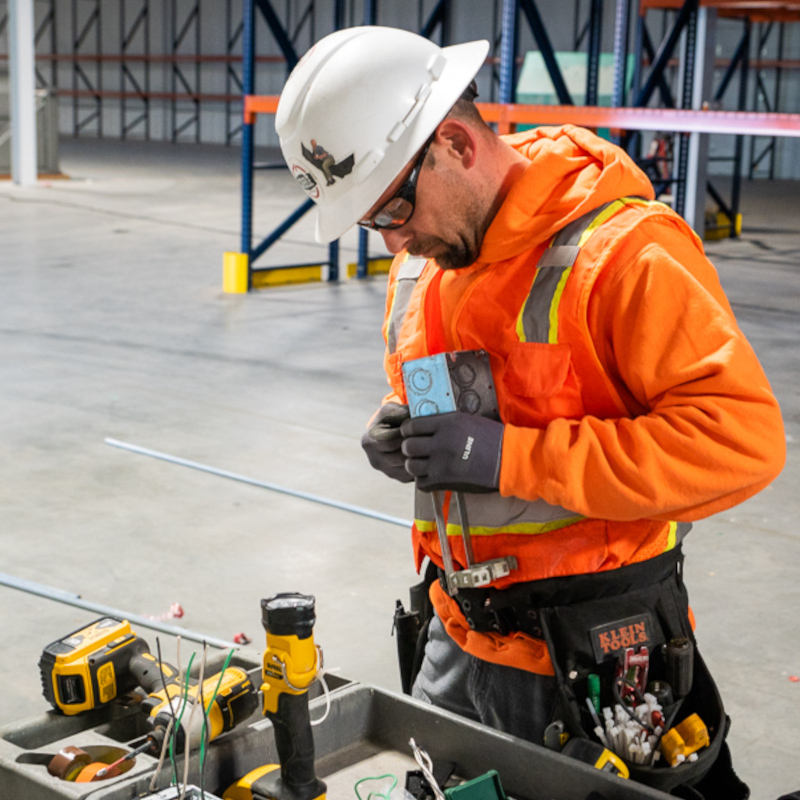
[
  {"x1": 361, "y1": 403, "x2": 414, "y2": 483},
  {"x1": 401, "y1": 411, "x2": 504, "y2": 493}
]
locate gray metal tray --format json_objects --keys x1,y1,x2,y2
[{"x1": 0, "y1": 680, "x2": 673, "y2": 800}]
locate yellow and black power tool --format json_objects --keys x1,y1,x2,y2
[
  {"x1": 224, "y1": 593, "x2": 326, "y2": 800},
  {"x1": 39, "y1": 617, "x2": 180, "y2": 716},
  {"x1": 40, "y1": 616, "x2": 259, "y2": 752},
  {"x1": 140, "y1": 660, "x2": 259, "y2": 751}
]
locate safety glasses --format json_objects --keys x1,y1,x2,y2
[{"x1": 358, "y1": 135, "x2": 434, "y2": 231}]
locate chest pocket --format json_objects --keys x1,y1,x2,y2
[
  {"x1": 502, "y1": 200, "x2": 646, "y2": 426},
  {"x1": 502, "y1": 342, "x2": 585, "y2": 426}
]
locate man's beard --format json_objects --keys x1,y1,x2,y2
[{"x1": 409, "y1": 232, "x2": 478, "y2": 270}]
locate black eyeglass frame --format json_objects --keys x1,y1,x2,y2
[{"x1": 357, "y1": 134, "x2": 435, "y2": 231}]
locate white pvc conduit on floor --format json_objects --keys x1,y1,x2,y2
[
  {"x1": 0, "y1": 571, "x2": 239, "y2": 649},
  {"x1": 104, "y1": 437, "x2": 413, "y2": 529}
]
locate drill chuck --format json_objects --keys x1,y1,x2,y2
[{"x1": 146, "y1": 667, "x2": 259, "y2": 749}]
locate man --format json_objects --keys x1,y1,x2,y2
[
  {"x1": 276, "y1": 26, "x2": 785, "y2": 796},
  {"x1": 308, "y1": 139, "x2": 336, "y2": 185}
]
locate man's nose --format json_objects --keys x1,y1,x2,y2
[{"x1": 380, "y1": 226, "x2": 412, "y2": 254}]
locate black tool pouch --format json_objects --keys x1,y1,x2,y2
[
  {"x1": 394, "y1": 560, "x2": 437, "y2": 695},
  {"x1": 538, "y1": 548, "x2": 748, "y2": 798}
]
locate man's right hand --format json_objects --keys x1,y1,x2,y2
[{"x1": 361, "y1": 403, "x2": 413, "y2": 483}]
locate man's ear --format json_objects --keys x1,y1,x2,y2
[{"x1": 434, "y1": 118, "x2": 478, "y2": 169}]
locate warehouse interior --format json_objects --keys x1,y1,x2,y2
[{"x1": 0, "y1": 1, "x2": 798, "y2": 799}]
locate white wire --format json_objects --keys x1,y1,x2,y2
[
  {"x1": 179, "y1": 643, "x2": 207, "y2": 800},
  {"x1": 150, "y1": 635, "x2": 182, "y2": 794},
  {"x1": 409, "y1": 738, "x2": 445, "y2": 800},
  {"x1": 149, "y1": 716, "x2": 176, "y2": 794},
  {"x1": 310, "y1": 670, "x2": 331, "y2": 727}
]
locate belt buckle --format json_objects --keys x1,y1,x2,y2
[
  {"x1": 456, "y1": 593, "x2": 506, "y2": 634},
  {"x1": 479, "y1": 595, "x2": 510, "y2": 635}
]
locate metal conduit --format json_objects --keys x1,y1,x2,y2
[
  {"x1": 104, "y1": 438, "x2": 413, "y2": 529},
  {"x1": 0, "y1": 572, "x2": 239, "y2": 650}
]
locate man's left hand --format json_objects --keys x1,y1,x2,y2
[{"x1": 401, "y1": 411, "x2": 504, "y2": 493}]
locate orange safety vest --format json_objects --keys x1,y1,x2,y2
[{"x1": 385, "y1": 197, "x2": 695, "y2": 674}]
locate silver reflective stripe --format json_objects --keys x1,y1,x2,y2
[
  {"x1": 518, "y1": 201, "x2": 622, "y2": 345},
  {"x1": 398, "y1": 254, "x2": 427, "y2": 281},
  {"x1": 676, "y1": 522, "x2": 692, "y2": 545},
  {"x1": 538, "y1": 245, "x2": 580, "y2": 268},
  {"x1": 387, "y1": 256, "x2": 428, "y2": 354},
  {"x1": 414, "y1": 487, "x2": 579, "y2": 531},
  {"x1": 416, "y1": 489, "x2": 436, "y2": 522},
  {"x1": 519, "y1": 265, "x2": 569, "y2": 344}
]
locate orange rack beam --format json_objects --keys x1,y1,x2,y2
[
  {"x1": 244, "y1": 95, "x2": 279, "y2": 125},
  {"x1": 243, "y1": 95, "x2": 800, "y2": 138},
  {"x1": 477, "y1": 103, "x2": 800, "y2": 136},
  {"x1": 640, "y1": 0, "x2": 800, "y2": 20}
]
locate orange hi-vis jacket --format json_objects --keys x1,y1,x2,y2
[
  {"x1": 383, "y1": 126, "x2": 785, "y2": 674},
  {"x1": 380, "y1": 125, "x2": 785, "y2": 675}
]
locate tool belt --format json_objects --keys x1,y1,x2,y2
[
  {"x1": 439, "y1": 548, "x2": 684, "y2": 639},
  {"x1": 442, "y1": 547, "x2": 749, "y2": 799}
]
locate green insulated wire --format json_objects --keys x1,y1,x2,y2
[
  {"x1": 199, "y1": 648, "x2": 236, "y2": 798},
  {"x1": 170, "y1": 651, "x2": 196, "y2": 785},
  {"x1": 354, "y1": 774, "x2": 398, "y2": 800}
]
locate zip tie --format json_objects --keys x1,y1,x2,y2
[
  {"x1": 585, "y1": 697, "x2": 603, "y2": 730},
  {"x1": 594, "y1": 725, "x2": 611, "y2": 749}
]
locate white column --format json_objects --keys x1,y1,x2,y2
[{"x1": 7, "y1": 0, "x2": 38, "y2": 185}]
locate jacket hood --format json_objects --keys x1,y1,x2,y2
[{"x1": 476, "y1": 125, "x2": 655, "y2": 265}]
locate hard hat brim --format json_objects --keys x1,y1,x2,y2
[{"x1": 313, "y1": 38, "x2": 490, "y2": 244}]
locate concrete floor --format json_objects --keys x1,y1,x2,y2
[{"x1": 0, "y1": 137, "x2": 797, "y2": 798}]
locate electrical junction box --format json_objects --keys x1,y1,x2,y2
[
  {"x1": 445, "y1": 770, "x2": 508, "y2": 800},
  {"x1": 402, "y1": 350, "x2": 499, "y2": 421}
]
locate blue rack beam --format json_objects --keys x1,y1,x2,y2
[{"x1": 231, "y1": 0, "x2": 342, "y2": 292}]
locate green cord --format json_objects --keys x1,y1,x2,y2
[
  {"x1": 354, "y1": 773, "x2": 398, "y2": 800},
  {"x1": 169, "y1": 651, "x2": 196, "y2": 785},
  {"x1": 198, "y1": 649, "x2": 236, "y2": 781}
]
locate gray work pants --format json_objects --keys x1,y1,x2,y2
[{"x1": 411, "y1": 613, "x2": 559, "y2": 746}]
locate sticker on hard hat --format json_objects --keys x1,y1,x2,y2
[
  {"x1": 291, "y1": 164, "x2": 320, "y2": 199},
  {"x1": 301, "y1": 140, "x2": 354, "y2": 187}
]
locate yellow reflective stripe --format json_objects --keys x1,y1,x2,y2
[
  {"x1": 444, "y1": 516, "x2": 585, "y2": 537},
  {"x1": 546, "y1": 196, "x2": 659, "y2": 343},
  {"x1": 548, "y1": 266, "x2": 572, "y2": 344},
  {"x1": 415, "y1": 519, "x2": 437, "y2": 533},
  {"x1": 576, "y1": 199, "x2": 627, "y2": 246},
  {"x1": 515, "y1": 267, "x2": 539, "y2": 343},
  {"x1": 575, "y1": 196, "x2": 656, "y2": 248},
  {"x1": 665, "y1": 520, "x2": 678, "y2": 552}
]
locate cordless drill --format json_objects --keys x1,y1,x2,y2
[
  {"x1": 224, "y1": 593, "x2": 326, "y2": 800},
  {"x1": 40, "y1": 617, "x2": 259, "y2": 753},
  {"x1": 40, "y1": 617, "x2": 179, "y2": 716},
  {"x1": 140, "y1": 662, "x2": 259, "y2": 752}
]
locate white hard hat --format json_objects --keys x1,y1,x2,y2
[{"x1": 275, "y1": 26, "x2": 489, "y2": 243}]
